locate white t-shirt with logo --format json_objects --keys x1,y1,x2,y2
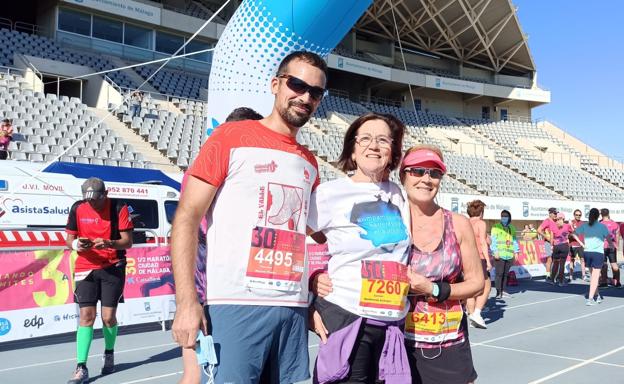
[
  {"x1": 308, "y1": 177, "x2": 411, "y2": 321},
  {"x1": 188, "y1": 120, "x2": 319, "y2": 307}
]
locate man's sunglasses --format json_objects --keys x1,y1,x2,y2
[
  {"x1": 278, "y1": 74, "x2": 326, "y2": 100},
  {"x1": 403, "y1": 167, "x2": 444, "y2": 179}
]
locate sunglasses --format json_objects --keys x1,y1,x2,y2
[
  {"x1": 278, "y1": 74, "x2": 326, "y2": 101},
  {"x1": 403, "y1": 167, "x2": 444, "y2": 179}
]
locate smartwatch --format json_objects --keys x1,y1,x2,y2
[{"x1": 431, "y1": 282, "x2": 440, "y2": 300}]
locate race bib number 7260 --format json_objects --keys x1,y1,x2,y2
[
  {"x1": 358, "y1": 260, "x2": 409, "y2": 316},
  {"x1": 245, "y1": 226, "x2": 306, "y2": 292}
]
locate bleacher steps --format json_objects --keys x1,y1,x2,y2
[
  {"x1": 89, "y1": 108, "x2": 180, "y2": 173},
  {"x1": 104, "y1": 55, "x2": 159, "y2": 94}
]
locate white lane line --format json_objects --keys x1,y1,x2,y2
[
  {"x1": 485, "y1": 295, "x2": 576, "y2": 312},
  {"x1": 118, "y1": 371, "x2": 183, "y2": 384},
  {"x1": 0, "y1": 342, "x2": 177, "y2": 372},
  {"x1": 528, "y1": 345, "x2": 624, "y2": 383},
  {"x1": 475, "y1": 304, "x2": 624, "y2": 345},
  {"x1": 473, "y1": 343, "x2": 624, "y2": 369}
]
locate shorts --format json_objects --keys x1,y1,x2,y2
[
  {"x1": 570, "y1": 246, "x2": 584, "y2": 260},
  {"x1": 481, "y1": 259, "x2": 490, "y2": 279},
  {"x1": 604, "y1": 248, "x2": 617, "y2": 264},
  {"x1": 584, "y1": 252, "x2": 605, "y2": 269},
  {"x1": 552, "y1": 244, "x2": 570, "y2": 260},
  {"x1": 205, "y1": 304, "x2": 309, "y2": 384},
  {"x1": 407, "y1": 333, "x2": 478, "y2": 384},
  {"x1": 74, "y1": 264, "x2": 125, "y2": 308}
]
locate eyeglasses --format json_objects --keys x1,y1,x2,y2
[
  {"x1": 278, "y1": 74, "x2": 326, "y2": 101},
  {"x1": 403, "y1": 167, "x2": 444, "y2": 179},
  {"x1": 355, "y1": 134, "x2": 393, "y2": 148},
  {"x1": 574, "y1": 214, "x2": 582, "y2": 217}
]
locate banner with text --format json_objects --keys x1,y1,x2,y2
[{"x1": 0, "y1": 247, "x2": 174, "y2": 342}]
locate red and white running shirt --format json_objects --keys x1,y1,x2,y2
[{"x1": 188, "y1": 120, "x2": 319, "y2": 307}]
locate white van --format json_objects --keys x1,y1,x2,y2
[{"x1": 0, "y1": 161, "x2": 180, "y2": 249}]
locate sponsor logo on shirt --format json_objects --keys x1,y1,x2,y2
[
  {"x1": 254, "y1": 161, "x2": 278, "y2": 173},
  {"x1": 79, "y1": 217, "x2": 100, "y2": 225}
]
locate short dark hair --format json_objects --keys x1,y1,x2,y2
[
  {"x1": 467, "y1": 200, "x2": 486, "y2": 218},
  {"x1": 276, "y1": 51, "x2": 328, "y2": 80},
  {"x1": 337, "y1": 113, "x2": 405, "y2": 173},
  {"x1": 600, "y1": 208, "x2": 610, "y2": 217},
  {"x1": 225, "y1": 107, "x2": 263, "y2": 122}
]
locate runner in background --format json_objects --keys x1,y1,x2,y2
[
  {"x1": 599, "y1": 208, "x2": 620, "y2": 288},
  {"x1": 491, "y1": 210, "x2": 519, "y2": 299},
  {"x1": 401, "y1": 145, "x2": 483, "y2": 384},
  {"x1": 466, "y1": 199, "x2": 491, "y2": 329},
  {"x1": 65, "y1": 178, "x2": 134, "y2": 384},
  {"x1": 569, "y1": 209, "x2": 588, "y2": 282},
  {"x1": 538, "y1": 207, "x2": 559, "y2": 284},
  {"x1": 574, "y1": 208, "x2": 609, "y2": 305},
  {"x1": 550, "y1": 213, "x2": 578, "y2": 287},
  {"x1": 171, "y1": 51, "x2": 326, "y2": 384}
]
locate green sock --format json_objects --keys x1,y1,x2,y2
[
  {"x1": 103, "y1": 325, "x2": 118, "y2": 351},
  {"x1": 76, "y1": 326, "x2": 94, "y2": 364}
]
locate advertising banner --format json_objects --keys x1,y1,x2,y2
[{"x1": 0, "y1": 247, "x2": 174, "y2": 343}]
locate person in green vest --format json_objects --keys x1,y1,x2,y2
[{"x1": 490, "y1": 209, "x2": 519, "y2": 299}]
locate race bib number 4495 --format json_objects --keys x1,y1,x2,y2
[{"x1": 245, "y1": 226, "x2": 306, "y2": 292}]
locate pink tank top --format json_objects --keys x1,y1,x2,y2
[{"x1": 407, "y1": 209, "x2": 465, "y2": 349}]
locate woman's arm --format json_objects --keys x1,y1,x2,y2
[{"x1": 449, "y1": 214, "x2": 485, "y2": 300}]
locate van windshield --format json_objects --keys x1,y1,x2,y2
[{"x1": 165, "y1": 200, "x2": 178, "y2": 224}]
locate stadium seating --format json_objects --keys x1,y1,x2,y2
[
  {"x1": 135, "y1": 65, "x2": 209, "y2": 100},
  {"x1": 1, "y1": 71, "x2": 149, "y2": 168},
  {"x1": 0, "y1": 28, "x2": 136, "y2": 89}
]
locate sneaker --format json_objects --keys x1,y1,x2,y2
[
  {"x1": 67, "y1": 365, "x2": 89, "y2": 384},
  {"x1": 546, "y1": 278, "x2": 555, "y2": 285},
  {"x1": 596, "y1": 295, "x2": 603, "y2": 304},
  {"x1": 599, "y1": 282, "x2": 608, "y2": 288},
  {"x1": 468, "y1": 313, "x2": 487, "y2": 329},
  {"x1": 583, "y1": 275, "x2": 591, "y2": 282},
  {"x1": 586, "y1": 299, "x2": 596, "y2": 306},
  {"x1": 501, "y1": 291, "x2": 512, "y2": 298},
  {"x1": 558, "y1": 280, "x2": 568, "y2": 287},
  {"x1": 101, "y1": 352, "x2": 115, "y2": 375}
]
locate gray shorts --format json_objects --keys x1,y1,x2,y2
[{"x1": 204, "y1": 304, "x2": 309, "y2": 384}]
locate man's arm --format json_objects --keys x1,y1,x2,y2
[{"x1": 171, "y1": 175, "x2": 218, "y2": 348}]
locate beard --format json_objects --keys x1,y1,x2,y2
[{"x1": 278, "y1": 100, "x2": 313, "y2": 128}]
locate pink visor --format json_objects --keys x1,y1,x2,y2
[{"x1": 401, "y1": 149, "x2": 447, "y2": 174}]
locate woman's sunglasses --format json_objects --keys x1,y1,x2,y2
[
  {"x1": 278, "y1": 74, "x2": 326, "y2": 101},
  {"x1": 403, "y1": 167, "x2": 445, "y2": 179}
]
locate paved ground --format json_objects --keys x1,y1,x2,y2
[{"x1": 2, "y1": 278, "x2": 624, "y2": 383}]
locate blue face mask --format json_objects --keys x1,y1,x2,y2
[{"x1": 501, "y1": 217, "x2": 510, "y2": 226}]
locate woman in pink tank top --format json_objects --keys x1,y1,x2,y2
[
  {"x1": 400, "y1": 145, "x2": 484, "y2": 384},
  {"x1": 465, "y1": 200, "x2": 491, "y2": 329}
]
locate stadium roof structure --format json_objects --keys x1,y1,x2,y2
[{"x1": 355, "y1": 0, "x2": 535, "y2": 76}]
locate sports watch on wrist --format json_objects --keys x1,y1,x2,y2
[{"x1": 431, "y1": 282, "x2": 440, "y2": 300}]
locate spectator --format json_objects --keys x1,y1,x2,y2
[
  {"x1": 0, "y1": 118, "x2": 14, "y2": 160},
  {"x1": 130, "y1": 91, "x2": 143, "y2": 118}
]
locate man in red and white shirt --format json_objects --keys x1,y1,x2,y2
[
  {"x1": 65, "y1": 177, "x2": 134, "y2": 384},
  {"x1": 171, "y1": 51, "x2": 326, "y2": 383}
]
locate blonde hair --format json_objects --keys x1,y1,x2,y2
[{"x1": 399, "y1": 144, "x2": 445, "y2": 184}]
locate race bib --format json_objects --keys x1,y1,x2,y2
[
  {"x1": 358, "y1": 260, "x2": 409, "y2": 317},
  {"x1": 245, "y1": 226, "x2": 305, "y2": 292},
  {"x1": 405, "y1": 299, "x2": 463, "y2": 343}
]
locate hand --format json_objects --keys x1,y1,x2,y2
[
  {"x1": 311, "y1": 273, "x2": 333, "y2": 297},
  {"x1": 486, "y1": 262, "x2": 492, "y2": 272},
  {"x1": 78, "y1": 238, "x2": 93, "y2": 249},
  {"x1": 93, "y1": 238, "x2": 112, "y2": 249},
  {"x1": 309, "y1": 307, "x2": 329, "y2": 344},
  {"x1": 407, "y1": 268, "x2": 433, "y2": 296},
  {"x1": 172, "y1": 302, "x2": 207, "y2": 348}
]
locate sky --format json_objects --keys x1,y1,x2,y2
[{"x1": 513, "y1": 0, "x2": 624, "y2": 161}]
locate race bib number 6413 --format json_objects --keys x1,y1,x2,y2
[{"x1": 245, "y1": 226, "x2": 306, "y2": 292}]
